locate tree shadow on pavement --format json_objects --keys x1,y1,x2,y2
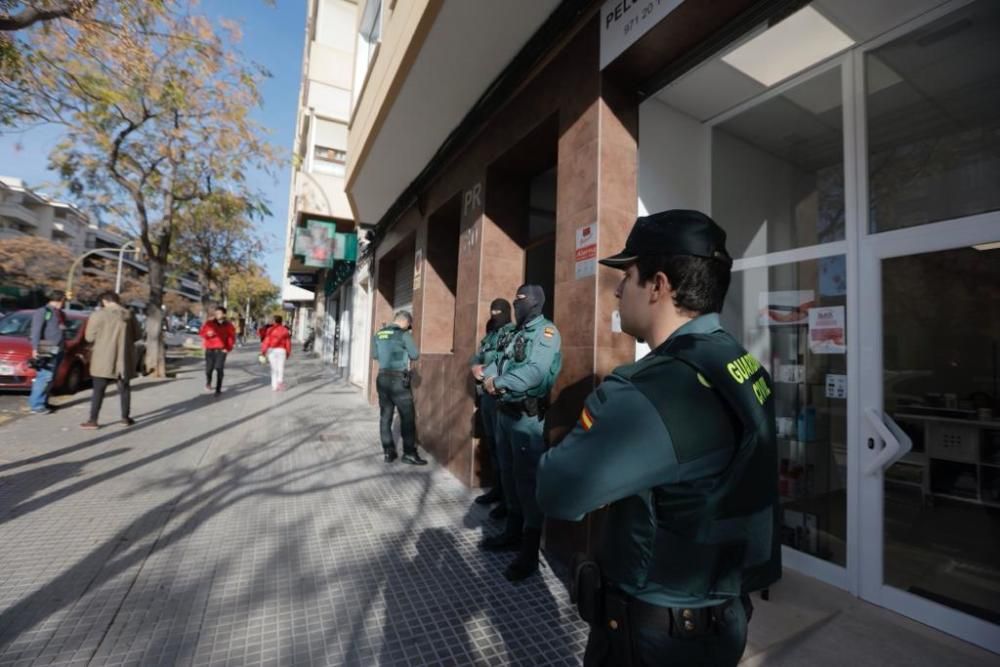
[
  {"x1": 0, "y1": 386, "x2": 424, "y2": 661},
  {"x1": 0, "y1": 376, "x2": 263, "y2": 480}
]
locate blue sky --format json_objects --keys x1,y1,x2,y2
[{"x1": 0, "y1": 0, "x2": 307, "y2": 287}]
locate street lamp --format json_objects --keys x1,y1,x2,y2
[
  {"x1": 115, "y1": 240, "x2": 138, "y2": 294},
  {"x1": 65, "y1": 241, "x2": 139, "y2": 301}
]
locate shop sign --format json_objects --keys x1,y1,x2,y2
[
  {"x1": 575, "y1": 224, "x2": 598, "y2": 280},
  {"x1": 600, "y1": 0, "x2": 684, "y2": 69},
  {"x1": 413, "y1": 248, "x2": 422, "y2": 289}
]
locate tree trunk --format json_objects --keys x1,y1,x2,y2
[{"x1": 145, "y1": 256, "x2": 168, "y2": 377}]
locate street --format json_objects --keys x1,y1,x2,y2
[{"x1": 0, "y1": 350, "x2": 587, "y2": 666}]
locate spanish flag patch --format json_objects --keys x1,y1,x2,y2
[
  {"x1": 580, "y1": 406, "x2": 595, "y2": 431},
  {"x1": 543, "y1": 327, "x2": 555, "y2": 338}
]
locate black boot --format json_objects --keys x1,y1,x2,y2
[
  {"x1": 489, "y1": 504, "x2": 508, "y2": 520},
  {"x1": 401, "y1": 452, "x2": 428, "y2": 466},
  {"x1": 384, "y1": 449, "x2": 398, "y2": 463},
  {"x1": 481, "y1": 513, "x2": 522, "y2": 552},
  {"x1": 504, "y1": 527, "x2": 541, "y2": 582},
  {"x1": 475, "y1": 487, "x2": 502, "y2": 505}
]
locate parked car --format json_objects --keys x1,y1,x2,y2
[
  {"x1": 184, "y1": 318, "x2": 202, "y2": 334},
  {"x1": 0, "y1": 309, "x2": 92, "y2": 394}
]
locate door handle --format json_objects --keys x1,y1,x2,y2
[{"x1": 864, "y1": 408, "x2": 913, "y2": 476}]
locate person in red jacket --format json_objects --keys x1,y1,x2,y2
[
  {"x1": 260, "y1": 315, "x2": 292, "y2": 391},
  {"x1": 199, "y1": 306, "x2": 237, "y2": 395}
]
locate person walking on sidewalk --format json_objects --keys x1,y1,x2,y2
[
  {"x1": 27, "y1": 288, "x2": 67, "y2": 414},
  {"x1": 199, "y1": 307, "x2": 236, "y2": 395},
  {"x1": 371, "y1": 311, "x2": 427, "y2": 466},
  {"x1": 81, "y1": 292, "x2": 141, "y2": 429},
  {"x1": 260, "y1": 315, "x2": 291, "y2": 391}
]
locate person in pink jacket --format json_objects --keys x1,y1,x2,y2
[{"x1": 260, "y1": 315, "x2": 292, "y2": 391}]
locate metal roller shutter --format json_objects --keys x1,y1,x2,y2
[{"x1": 392, "y1": 250, "x2": 414, "y2": 314}]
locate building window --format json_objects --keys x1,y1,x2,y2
[
  {"x1": 313, "y1": 146, "x2": 347, "y2": 177},
  {"x1": 353, "y1": 0, "x2": 383, "y2": 110}
]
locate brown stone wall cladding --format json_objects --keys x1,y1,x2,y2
[{"x1": 371, "y1": 15, "x2": 638, "y2": 559}]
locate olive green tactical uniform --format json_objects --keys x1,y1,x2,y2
[
  {"x1": 537, "y1": 314, "x2": 780, "y2": 665},
  {"x1": 371, "y1": 324, "x2": 419, "y2": 456},
  {"x1": 483, "y1": 315, "x2": 561, "y2": 530},
  {"x1": 471, "y1": 322, "x2": 516, "y2": 491}
]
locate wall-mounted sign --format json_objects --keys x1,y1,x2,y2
[
  {"x1": 413, "y1": 248, "x2": 423, "y2": 289},
  {"x1": 600, "y1": 0, "x2": 685, "y2": 69},
  {"x1": 575, "y1": 224, "x2": 598, "y2": 279},
  {"x1": 294, "y1": 220, "x2": 358, "y2": 267},
  {"x1": 809, "y1": 306, "x2": 846, "y2": 354}
]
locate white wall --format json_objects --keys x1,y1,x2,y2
[{"x1": 638, "y1": 98, "x2": 710, "y2": 217}]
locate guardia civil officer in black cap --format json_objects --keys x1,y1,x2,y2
[{"x1": 536, "y1": 210, "x2": 780, "y2": 666}]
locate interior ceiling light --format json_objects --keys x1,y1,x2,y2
[
  {"x1": 972, "y1": 241, "x2": 1000, "y2": 251},
  {"x1": 722, "y1": 6, "x2": 855, "y2": 87}
]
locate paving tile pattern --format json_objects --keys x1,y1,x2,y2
[{"x1": 0, "y1": 352, "x2": 588, "y2": 666}]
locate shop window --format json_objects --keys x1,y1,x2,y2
[
  {"x1": 424, "y1": 196, "x2": 461, "y2": 354},
  {"x1": 721, "y1": 255, "x2": 848, "y2": 566},
  {"x1": 866, "y1": 0, "x2": 1000, "y2": 232},
  {"x1": 524, "y1": 168, "x2": 556, "y2": 321},
  {"x1": 712, "y1": 65, "x2": 845, "y2": 258},
  {"x1": 484, "y1": 116, "x2": 558, "y2": 321}
]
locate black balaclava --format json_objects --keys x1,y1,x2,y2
[
  {"x1": 487, "y1": 299, "x2": 512, "y2": 333},
  {"x1": 513, "y1": 284, "x2": 545, "y2": 328}
]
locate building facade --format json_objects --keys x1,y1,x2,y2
[
  {"x1": 283, "y1": 0, "x2": 372, "y2": 387},
  {"x1": 1, "y1": 176, "x2": 90, "y2": 254},
  {"x1": 346, "y1": 0, "x2": 1000, "y2": 653},
  {"x1": 0, "y1": 175, "x2": 202, "y2": 310}
]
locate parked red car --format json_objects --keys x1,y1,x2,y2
[{"x1": 0, "y1": 309, "x2": 92, "y2": 394}]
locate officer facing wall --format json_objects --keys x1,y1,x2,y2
[
  {"x1": 479, "y1": 285, "x2": 562, "y2": 582},
  {"x1": 371, "y1": 310, "x2": 427, "y2": 466},
  {"x1": 536, "y1": 210, "x2": 781, "y2": 666}
]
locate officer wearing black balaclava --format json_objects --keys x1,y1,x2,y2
[
  {"x1": 470, "y1": 299, "x2": 517, "y2": 517},
  {"x1": 479, "y1": 285, "x2": 562, "y2": 581}
]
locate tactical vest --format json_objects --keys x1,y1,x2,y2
[
  {"x1": 497, "y1": 319, "x2": 561, "y2": 400},
  {"x1": 601, "y1": 330, "x2": 781, "y2": 600},
  {"x1": 374, "y1": 326, "x2": 410, "y2": 370}
]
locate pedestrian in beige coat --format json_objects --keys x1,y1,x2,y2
[{"x1": 81, "y1": 291, "x2": 142, "y2": 429}]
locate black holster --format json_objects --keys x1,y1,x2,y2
[{"x1": 571, "y1": 553, "x2": 604, "y2": 625}]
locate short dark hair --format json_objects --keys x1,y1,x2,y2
[
  {"x1": 215, "y1": 306, "x2": 227, "y2": 314},
  {"x1": 394, "y1": 310, "x2": 413, "y2": 326},
  {"x1": 635, "y1": 254, "x2": 731, "y2": 314},
  {"x1": 99, "y1": 291, "x2": 121, "y2": 305},
  {"x1": 48, "y1": 289, "x2": 66, "y2": 302},
  {"x1": 273, "y1": 315, "x2": 283, "y2": 325}
]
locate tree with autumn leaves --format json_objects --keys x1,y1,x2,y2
[
  {"x1": 1, "y1": 1, "x2": 277, "y2": 376},
  {"x1": 0, "y1": 235, "x2": 148, "y2": 304}
]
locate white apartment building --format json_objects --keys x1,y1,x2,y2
[
  {"x1": 283, "y1": 0, "x2": 372, "y2": 388},
  {"x1": 0, "y1": 176, "x2": 90, "y2": 254}
]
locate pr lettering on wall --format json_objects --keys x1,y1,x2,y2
[{"x1": 460, "y1": 182, "x2": 483, "y2": 256}]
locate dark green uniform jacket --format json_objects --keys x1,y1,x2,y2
[
  {"x1": 470, "y1": 322, "x2": 516, "y2": 368},
  {"x1": 371, "y1": 324, "x2": 419, "y2": 371},
  {"x1": 483, "y1": 316, "x2": 561, "y2": 401},
  {"x1": 537, "y1": 314, "x2": 781, "y2": 607}
]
